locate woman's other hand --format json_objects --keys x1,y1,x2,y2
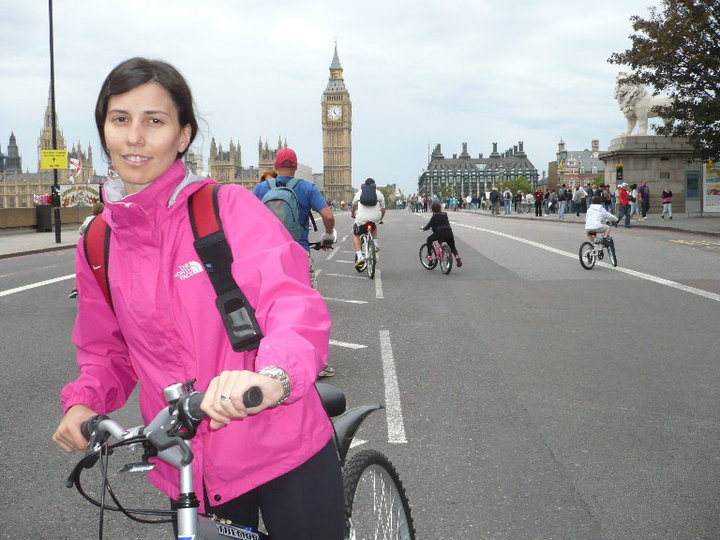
[{"x1": 53, "y1": 404, "x2": 97, "y2": 453}]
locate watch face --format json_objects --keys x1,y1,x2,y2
[{"x1": 327, "y1": 105, "x2": 342, "y2": 121}]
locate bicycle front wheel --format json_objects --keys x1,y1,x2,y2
[
  {"x1": 439, "y1": 244, "x2": 453, "y2": 274},
  {"x1": 366, "y1": 239, "x2": 376, "y2": 279},
  {"x1": 579, "y1": 242, "x2": 596, "y2": 270},
  {"x1": 418, "y1": 244, "x2": 436, "y2": 270},
  {"x1": 343, "y1": 450, "x2": 416, "y2": 540},
  {"x1": 608, "y1": 239, "x2": 618, "y2": 267}
]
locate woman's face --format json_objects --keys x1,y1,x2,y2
[{"x1": 104, "y1": 82, "x2": 191, "y2": 194}]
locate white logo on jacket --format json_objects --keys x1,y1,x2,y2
[{"x1": 174, "y1": 261, "x2": 204, "y2": 280}]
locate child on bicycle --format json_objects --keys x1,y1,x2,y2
[
  {"x1": 421, "y1": 201, "x2": 462, "y2": 266},
  {"x1": 585, "y1": 195, "x2": 619, "y2": 244}
]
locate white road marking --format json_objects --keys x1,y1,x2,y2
[
  {"x1": 329, "y1": 339, "x2": 367, "y2": 349},
  {"x1": 0, "y1": 274, "x2": 75, "y2": 297},
  {"x1": 323, "y1": 297, "x2": 369, "y2": 304},
  {"x1": 350, "y1": 439, "x2": 368, "y2": 449},
  {"x1": 325, "y1": 273, "x2": 367, "y2": 280},
  {"x1": 379, "y1": 329, "x2": 407, "y2": 444},
  {"x1": 375, "y1": 269, "x2": 384, "y2": 299},
  {"x1": 325, "y1": 248, "x2": 339, "y2": 261},
  {"x1": 455, "y1": 222, "x2": 720, "y2": 303}
]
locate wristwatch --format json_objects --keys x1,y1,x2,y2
[{"x1": 258, "y1": 366, "x2": 291, "y2": 406}]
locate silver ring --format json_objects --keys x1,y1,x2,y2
[{"x1": 220, "y1": 394, "x2": 232, "y2": 403}]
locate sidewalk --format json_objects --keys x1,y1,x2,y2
[
  {"x1": 2, "y1": 210, "x2": 719, "y2": 260},
  {"x1": 458, "y1": 208, "x2": 720, "y2": 237},
  {"x1": 0, "y1": 227, "x2": 81, "y2": 259}
]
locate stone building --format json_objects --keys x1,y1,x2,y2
[
  {"x1": 551, "y1": 139, "x2": 605, "y2": 189},
  {"x1": 1, "y1": 90, "x2": 97, "y2": 208},
  {"x1": 418, "y1": 141, "x2": 539, "y2": 198}
]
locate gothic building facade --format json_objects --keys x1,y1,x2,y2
[
  {"x1": 418, "y1": 141, "x2": 540, "y2": 197},
  {"x1": 322, "y1": 44, "x2": 353, "y2": 203}
]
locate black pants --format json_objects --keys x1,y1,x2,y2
[
  {"x1": 535, "y1": 199, "x2": 542, "y2": 216},
  {"x1": 426, "y1": 230, "x2": 458, "y2": 256},
  {"x1": 174, "y1": 440, "x2": 344, "y2": 540}
]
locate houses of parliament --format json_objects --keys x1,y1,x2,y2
[{"x1": 0, "y1": 45, "x2": 354, "y2": 208}]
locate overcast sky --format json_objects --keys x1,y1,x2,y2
[{"x1": 0, "y1": 0, "x2": 655, "y2": 196}]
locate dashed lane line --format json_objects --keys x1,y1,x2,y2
[
  {"x1": 375, "y1": 269, "x2": 384, "y2": 299},
  {"x1": 455, "y1": 222, "x2": 720, "y2": 303},
  {"x1": 379, "y1": 329, "x2": 407, "y2": 444},
  {"x1": 323, "y1": 297, "x2": 369, "y2": 304},
  {"x1": 329, "y1": 339, "x2": 367, "y2": 349}
]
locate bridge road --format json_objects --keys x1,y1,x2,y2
[
  {"x1": 315, "y1": 209, "x2": 720, "y2": 540},
  {"x1": 1, "y1": 209, "x2": 719, "y2": 538}
]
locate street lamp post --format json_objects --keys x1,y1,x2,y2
[{"x1": 48, "y1": 0, "x2": 61, "y2": 243}]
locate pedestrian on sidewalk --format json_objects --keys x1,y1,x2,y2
[
  {"x1": 557, "y1": 184, "x2": 567, "y2": 219},
  {"x1": 639, "y1": 180, "x2": 650, "y2": 219},
  {"x1": 616, "y1": 183, "x2": 632, "y2": 228},
  {"x1": 534, "y1": 187, "x2": 544, "y2": 217},
  {"x1": 661, "y1": 185, "x2": 673, "y2": 219},
  {"x1": 573, "y1": 186, "x2": 585, "y2": 217}
]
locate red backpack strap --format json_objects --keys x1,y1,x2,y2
[
  {"x1": 83, "y1": 215, "x2": 113, "y2": 310},
  {"x1": 188, "y1": 183, "x2": 263, "y2": 352},
  {"x1": 189, "y1": 183, "x2": 221, "y2": 237}
]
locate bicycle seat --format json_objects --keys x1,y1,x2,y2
[{"x1": 316, "y1": 382, "x2": 346, "y2": 417}]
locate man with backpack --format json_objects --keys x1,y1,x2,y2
[
  {"x1": 351, "y1": 178, "x2": 385, "y2": 268},
  {"x1": 253, "y1": 147, "x2": 336, "y2": 376}
]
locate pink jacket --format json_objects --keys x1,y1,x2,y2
[{"x1": 61, "y1": 160, "x2": 333, "y2": 509}]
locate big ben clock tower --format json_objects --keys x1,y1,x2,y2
[{"x1": 322, "y1": 43, "x2": 352, "y2": 203}]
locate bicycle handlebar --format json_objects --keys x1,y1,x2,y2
[{"x1": 80, "y1": 385, "x2": 264, "y2": 449}]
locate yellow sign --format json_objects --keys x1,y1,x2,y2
[{"x1": 41, "y1": 150, "x2": 68, "y2": 170}]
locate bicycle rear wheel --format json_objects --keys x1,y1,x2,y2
[
  {"x1": 343, "y1": 449, "x2": 416, "y2": 540},
  {"x1": 439, "y1": 244, "x2": 453, "y2": 274},
  {"x1": 608, "y1": 239, "x2": 618, "y2": 267},
  {"x1": 579, "y1": 242, "x2": 596, "y2": 269},
  {"x1": 366, "y1": 238, "x2": 376, "y2": 279},
  {"x1": 418, "y1": 243, "x2": 437, "y2": 270},
  {"x1": 356, "y1": 235, "x2": 368, "y2": 272}
]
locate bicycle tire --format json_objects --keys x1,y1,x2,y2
[
  {"x1": 608, "y1": 239, "x2": 618, "y2": 267},
  {"x1": 343, "y1": 449, "x2": 416, "y2": 540},
  {"x1": 367, "y1": 238, "x2": 376, "y2": 279},
  {"x1": 418, "y1": 244, "x2": 436, "y2": 270},
  {"x1": 439, "y1": 244, "x2": 453, "y2": 274},
  {"x1": 579, "y1": 242, "x2": 596, "y2": 270},
  {"x1": 356, "y1": 235, "x2": 368, "y2": 272}
]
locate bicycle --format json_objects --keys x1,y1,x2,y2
[
  {"x1": 354, "y1": 221, "x2": 378, "y2": 279},
  {"x1": 579, "y1": 230, "x2": 617, "y2": 270},
  {"x1": 419, "y1": 239, "x2": 453, "y2": 274},
  {"x1": 66, "y1": 380, "x2": 416, "y2": 540}
]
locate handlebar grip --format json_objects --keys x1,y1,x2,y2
[
  {"x1": 80, "y1": 420, "x2": 91, "y2": 441},
  {"x1": 187, "y1": 392, "x2": 206, "y2": 421},
  {"x1": 243, "y1": 386, "x2": 263, "y2": 408}
]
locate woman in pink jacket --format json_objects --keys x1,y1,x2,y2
[{"x1": 52, "y1": 57, "x2": 343, "y2": 539}]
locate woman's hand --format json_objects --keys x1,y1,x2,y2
[
  {"x1": 201, "y1": 370, "x2": 284, "y2": 430},
  {"x1": 53, "y1": 404, "x2": 97, "y2": 453}
]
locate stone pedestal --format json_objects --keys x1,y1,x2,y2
[{"x1": 599, "y1": 136, "x2": 701, "y2": 214}]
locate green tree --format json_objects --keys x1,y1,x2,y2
[
  {"x1": 498, "y1": 176, "x2": 532, "y2": 195},
  {"x1": 608, "y1": 0, "x2": 720, "y2": 161}
]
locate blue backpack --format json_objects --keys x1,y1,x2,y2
[{"x1": 261, "y1": 178, "x2": 307, "y2": 242}]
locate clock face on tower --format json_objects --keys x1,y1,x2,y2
[{"x1": 327, "y1": 105, "x2": 342, "y2": 121}]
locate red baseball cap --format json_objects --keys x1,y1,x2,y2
[{"x1": 275, "y1": 148, "x2": 297, "y2": 169}]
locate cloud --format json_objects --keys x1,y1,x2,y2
[{"x1": 0, "y1": 0, "x2": 653, "y2": 194}]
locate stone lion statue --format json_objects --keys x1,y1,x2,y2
[{"x1": 615, "y1": 72, "x2": 672, "y2": 136}]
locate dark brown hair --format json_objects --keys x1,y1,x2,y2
[
  {"x1": 431, "y1": 201, "x2": 442, "y2": 213},
  {"x1": 95, "y1": 57, "x2": 198, "y2": 160}
]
